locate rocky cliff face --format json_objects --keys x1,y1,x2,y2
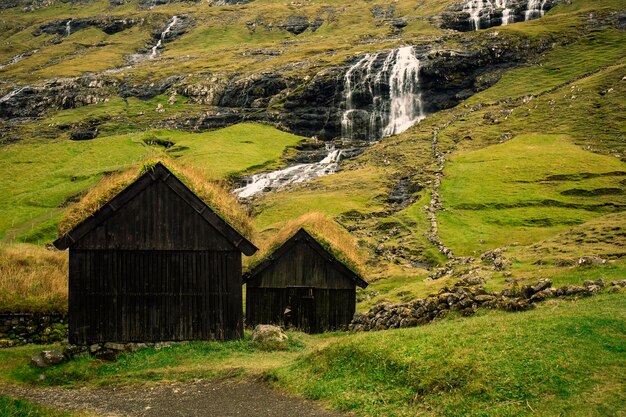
[
  {"x1": 441, "y1": 0, "x2": 566, "y2": 32},
  {"x1": 0, "y1": 32, "x2": 585, "y2": 139},
  {"x1": 1, "y1": 0, "x2": 619, "y2": 144}
]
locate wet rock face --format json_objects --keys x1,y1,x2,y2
[
  {"x1": 281, "y1": 67, "x2": 345, "y2": 139},
  {"x1": 440, "y1": 0, "x2": 565, "y2": 32},
  {"x1": 279, "y1": 16, "x2": 311, "y2": 35},
  {"x1": 0, "y1": 77, "x2": 117, "y2": 119},
  {"x1": 34, "y1": 17, "x2": 141, "y2": 36},
  {"x1": 219, "y1": 74, "x2": 290, "y2": 108}
]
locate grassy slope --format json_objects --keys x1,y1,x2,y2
[
  {"x1": 439, "y1": 134, "x2": 626, "y2": 256},
  {"x1": 0, "y1": 294, "x2": 623, "y2": 417},
  {"x1": 0, "y1": 123, "x2": 303, "y2": 244},
  {"x1": 0, "y1": 0, "x2": 452, "y2": 84},
  {"x1": 0, "y1": 332, "x2": 313, "y2": 386},
  {"x1": 272, "y1": 293, "x2": 626, "y2": 417}
]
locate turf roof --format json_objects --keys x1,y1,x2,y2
[
  {"x1": 245, "y1": 212, "x2": 368, "y2": 280},
  {"x1": 57, "y1": 158, "x2": 255, "y2": 242}
]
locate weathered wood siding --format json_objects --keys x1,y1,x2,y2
[
  {"x1": 246, "y1": 288, "x2": 355, "y2": 333},
  {"x1": 69, "y1": 178, "x2": 244, "y2": 344},
  {"x1": 246, "y1": 238, "x2": 356, "y2": 333},
  {"x1": 74, "y1": 180, "x2": 235, "y2": 251}
]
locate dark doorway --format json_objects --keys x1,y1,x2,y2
[{"x1": 288, "y1": 286, "x2": 316, "y2": 333}]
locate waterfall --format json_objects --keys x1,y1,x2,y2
[
  {"x1": 149, "y1": 16, "x2": 178, "y2": 59},
  {"x1": 236, "y1": 45, "x2": 425, "y2": 198},
  {"x1": 234, "y1": 145, "x2": 343, "y2": 198},
  {"x1": 525, "y1": 0, "x2": 547, "y2": 20},
  {"x1": 65, "y1": 19, "x2": 72, "y2": 37},
  {"x1": 462, "y1": 0, "x2": 515, "y2": 29},
  {"x1": 341, "y1": 46, "x2": 424, "y2": 141},
  {"x1": 341, "y1": 53, "x2": 382, "y2": 141},
  {"x1": 383, "y1": 47, "x2": 425, "y2": 136},
  {"x1": 495, "y1": 0, "x2": 513, "y2": 25},
  {"x1": 463, "y1": 0, "x2": 488, "y2": 30}
]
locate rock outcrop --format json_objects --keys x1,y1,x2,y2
[
  {"x1": 441, "y1": 0, "x2": 566, "y2": 32},
  {"x1": 34, "y1": 17, "x2": 141, "y2": 36},
  {"x1": 350, "y1": 278, "x2": 612, "y2": 332}
]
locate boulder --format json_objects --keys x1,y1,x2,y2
[
  {"x1": 70, "y1": 129, "x2": 98, "y2": 141},
  {"x1": 31, "y1": 350, "x2": 64, "y2": 368},
  {"x1": 252, "y1": 325, "x2": 288, "y2": 346},
  {"x1": 577, "y1": 256, "x2": 607, "y2": 266}
]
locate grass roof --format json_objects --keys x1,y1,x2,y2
[
  {"x1": 57, "y1": 158, "x2": 255, "y2": 240},
  {"x1": 246, "y1": 212, "x2": 368, "y2": 278}
]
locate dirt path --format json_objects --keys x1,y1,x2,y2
[{"x1": 0, "y1": 379, "x2": 348, "y2": 417}]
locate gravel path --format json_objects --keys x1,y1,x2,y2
[{"x1": 0, "y1": 379, "x2": 347, "y2": 417}]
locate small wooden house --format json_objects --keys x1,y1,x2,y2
[
  {"x1": 54, "y1": 162, "x2": 257, "y2": 344},
  {"x1": 243, "y1": 228, "x2": 368, "y2": 333}
]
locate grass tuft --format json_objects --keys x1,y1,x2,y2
[{"x1": 0, "y1": 244, "x2": 67, "y2": 313}]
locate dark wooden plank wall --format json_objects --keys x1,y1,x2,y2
[
  {"x1": 75, "y1": 180, "x2": 235, "y2": 251},
  {"x1": 246, "y1": 239, "x2": 357, "y2": 333},
  {"x1": 69, "y1": 249, "x2": 242, "y2": 344},
  {"x1": 246, "y1": 288, "x2": 355, "y2": 333},
  {"x1": 246, "y1": 241, "x2": 354, "y2": 290},
  {"x1": 69, "y1": 179, "x2": 244, "y2": 344}
]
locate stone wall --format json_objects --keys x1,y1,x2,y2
[
  {"x1": 350, "y1": 279, "x2": 626, "y2": 332},
  {"x1": 0, "y1": 313, "x2": 67, "y2": 347}
]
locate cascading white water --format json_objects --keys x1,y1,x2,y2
[
  {"x1": 463, "y1": 0, "x2": 515, "y2": 29},
  {"x1": 525, "y1": 0, "x2": 547, "y2": 20},
  {"x1": 383, "y1": 47, "x2": 425, "y2": 136},
  {"x1": 234, "y1": 145, "x2": 343, "y2": 198},
  {"x1": 236, "y1": 46, "x2": 425, "y2": 198},
  {"x1": 462, "y1": 0, "x2": 551, "y2": 30},
  {"x1": 65, "y1": 19, "x2": 72, "y2": 36},
  {"x1": 463, "y1": 0, "x2": 488, "y2": 30},
  {"x1": 495, "y1": 0, "x2": 513, "y2": 25},
  {"x1": 149, "y1": 16, "x2": 178, "y2": 59},
  {"x1": 341, "y1": 46, "x2": 424, "y2": 141},
  {"x1": 341, "y1": 53, "x2": 381, "y2": 141}
]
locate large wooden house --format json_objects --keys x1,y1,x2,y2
[
  {"x1": 243, "y1": 228, "x2": 368, "y2": 333},
  {"x1": 54, "y1": 162, "x2": 257, "y2": 344}
]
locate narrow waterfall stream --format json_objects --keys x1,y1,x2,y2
[
  {"x1": 525, "y1": 0, "x2": 547, "y2": 20},
  {"x1": 149, "y1": 16, "x2": 178, "y2": 59},
  {"x1": 65, "y1": 19, "x2": 72, "y2": 37},
  {"x1": 237, "y1": 46, "x2": 425, "y2": 199}
]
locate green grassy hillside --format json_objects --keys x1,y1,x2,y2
[
  {"x1": 0, "y1": 0, "x2": 624, "y2": 342},
  {"x1": 273, "y1": 294, "x2": 626, "y2": 417}
]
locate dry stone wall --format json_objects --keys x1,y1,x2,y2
[
  {"x1": 350, "y1": 278, "x2": 625, "y2": 332},
  {"x1": 0, "y1": 313, "x2": 67, "y2": 347}
]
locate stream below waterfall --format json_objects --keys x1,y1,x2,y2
[{"x1": 236, "y1": 45, "x2": 425, "y2": 199}]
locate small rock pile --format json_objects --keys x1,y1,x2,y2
[{"x1": 350, "y1": 278, "x2": 618, "y2": 332}]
